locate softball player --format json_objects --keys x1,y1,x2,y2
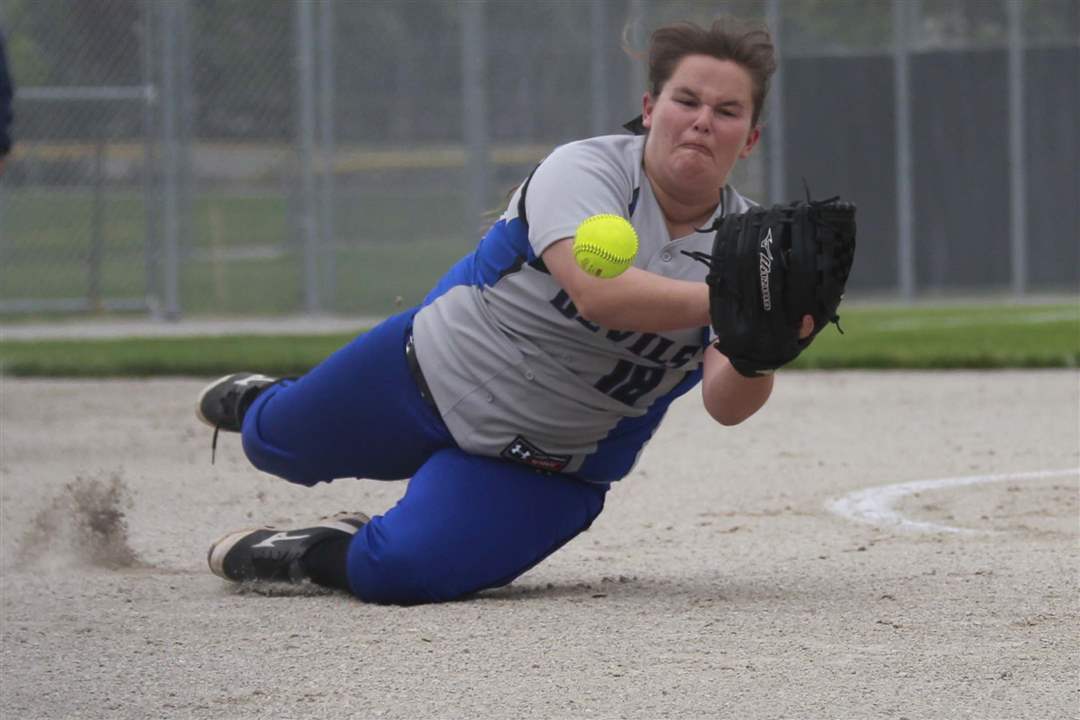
[{"x1": 200, "y1": 18, "x2": 804, "y2": 604}]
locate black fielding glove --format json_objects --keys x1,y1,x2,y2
[{"x1": 686, "y1": 196, "x2": 857, "y2": 377}]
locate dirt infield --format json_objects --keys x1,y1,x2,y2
[{"x1": 1, "y1": 372, "x2": 1077, "y2": 719}]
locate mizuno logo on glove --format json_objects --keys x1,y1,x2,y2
[{"x1": 759, "y1": 229, "x2": 774, "y2": 311}]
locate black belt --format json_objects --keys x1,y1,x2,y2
[{"x1": 405, "y1": 332, "x2": 438, "y2": 412}]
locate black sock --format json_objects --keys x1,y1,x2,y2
[{"x1": 301, "y1": 535, "x2": 353, "y2": 592}]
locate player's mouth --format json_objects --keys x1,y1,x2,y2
[{"x1": 680, "y1": 142, "x2": 713, "y2": 158}]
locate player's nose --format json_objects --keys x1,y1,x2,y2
[{"x1": 691, "y1": 106, "x2": 712, "y2": 133}]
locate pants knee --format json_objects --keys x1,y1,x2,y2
[
  {"x1": 240, "y1": 422, "x2": 325, "y2": 487},
  {"x1": 345, "y1": 530, "x2": 479, "y2": 605}
]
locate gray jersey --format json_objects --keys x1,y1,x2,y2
[{"x1": 412, "y1": 134, "x2": 753, "y2": 482}]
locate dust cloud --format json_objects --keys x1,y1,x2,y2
[{"x1": 16, "y1": 473, "x2": 145, "y2": 571}]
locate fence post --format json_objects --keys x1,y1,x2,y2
[
  {"x1": 627, "y1": 0, "x2": 648, "y2": 105},
  {"x1": 142, "y1": 0, "x2": 161, "y2": 317},
  {"x1": 160, "y1": 1, "x2": 182, "y2": 320},
  {"x1": 295, "y1": 0, "x2": 320, "y2": 313},
  {"x1": 461, "y1": 1, "x2": 489, "y2": 235},
  {"x1": 318, "y1": 0, "x2": 336, "y2": 310},
  {"x1": 89, "y1": 135, "x2": 106, "y2": 311},
  {"x1": 893, "y1": 0, "x2": 915, "y2": 301},
  {"x1": 590, "y1": 1, "x2": 610, "y2": 136},
  {"x1": 766, "y1": 0, "x2": 785, "y2": 204},
  {"x1": 177, "y1": 0, "x2": 194, "y2": 307},
  {"x1": 0, "y1": 1, "x2": 5, "y2": 252},
  {"x1": 1007, "y1": 0, "x2": 1027, "y2": 297}
]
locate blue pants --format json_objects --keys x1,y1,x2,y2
[{"x1": 240, "y1": 309, "x2": 608, "y2": 604}]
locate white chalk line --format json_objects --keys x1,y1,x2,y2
[
  {"x1": 875, "y1": 309, "x2": 1077, "y2": 332},
  {"x1": 827, "y1": 468, "x2": 1080, "y2": 534}
]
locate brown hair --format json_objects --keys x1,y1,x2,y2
[{"x1": 634, "y1": 18, "x2": 777, "y2": 128}]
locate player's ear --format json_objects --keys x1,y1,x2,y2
[
  {"x1": 738, "y1": 126, "x2": 761, "y2": 158},
  {"x1": 641, "y1": 93, "x2": 655, "y2": 129}
]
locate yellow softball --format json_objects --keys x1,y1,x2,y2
[{"x1": 572, "y1": 214, "x2": 639, "y2": 279}]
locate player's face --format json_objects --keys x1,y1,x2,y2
[{"x1": 641, "y1": 55, "x2": 760, "y2": 201}]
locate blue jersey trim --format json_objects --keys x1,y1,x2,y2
[
  {"x1": 628, "y1": 186, "x2": 640, "y2": 217},
  {"x1": 576, "y1": 366, "x2": 703, "y2": 483},
  {"x1": 423, "y1": 217, "x2": 533, "y2": 306}
]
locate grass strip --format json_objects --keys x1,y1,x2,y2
[
  {"x1": 791, "y1": 303, "x2": 1079, "y2": 370},
  {"x1": 1, "y1": 303, "x2": 1077, "y2": 377},
  {"x1": 0, "y1": 334, "x2": 356, "y2": 378}
]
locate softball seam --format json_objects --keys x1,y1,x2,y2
[{"x1": 574, "y1": 242, "x2": 634, "y2": 264}]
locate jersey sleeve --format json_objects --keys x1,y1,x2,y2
[{"x1": 523, "y1": 139, "x2": 637, "y2": 257}]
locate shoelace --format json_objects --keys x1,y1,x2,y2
[
  {"x1": 209, "y1": 386, "x2": 246, "y2": 465},
  {"x1": 211, "y1": 426, "x2": 221, "y2": 464}
]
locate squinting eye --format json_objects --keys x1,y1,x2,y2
[{"x1": 676, "y1": 98, "x2": 696, "y2": 107}]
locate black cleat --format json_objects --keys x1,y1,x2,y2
[
  {"x1": 208, "y1": 512, "x2": 369, "y2": 584},
  {"x1": 196, "y1": 372, "x2": 278, "y2": 432}
]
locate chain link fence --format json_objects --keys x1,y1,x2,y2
[{"x1": 1, "y1": 0, "x2": 1077, "y2": 319}]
